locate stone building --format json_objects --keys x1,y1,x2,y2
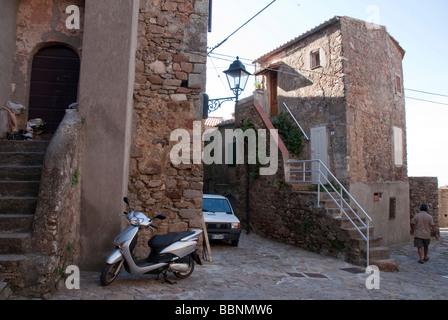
[
  {"x1": 0, "y1": 0, "x2": 209, "y2": 297},
  {"x1": 439, "y1": 186, "x2": 448, "y2": 227},
  {"x1": 409, "y1": 177, "x2": 439, "y2": 226},
  {"x1": 250, "y1": 16, "x2": 410, "y2": 246}
]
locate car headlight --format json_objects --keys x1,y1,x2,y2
[{"x1": 231, "y1": 222, "x2": 240, "y2": 229}]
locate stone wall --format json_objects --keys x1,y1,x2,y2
[
  {"x1": 409, "y1": 177, "x2": 439, "y2": 226},
  {"x1": 9, "y1": 0, "x2": 85, "y2": 130},
  {"x1": 341, "y1": 17, "x2": 407, "y2": 183},
  {"x1": 439, "y1": 186, "x2": 448, "y2": 227},
  {"x1": 339, "y1": 17, "x2": 410, "y2": 245},
  {"x1": 23, "y1": 109, "x2": 83, "y2": 297},
  {"x1": 129, "y1": 0, "x2": 209, "y2": 257},
  {"x1": 0, "y1": 0, "x2": 20, "y2": 119}
]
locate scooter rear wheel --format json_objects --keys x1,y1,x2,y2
[
  {"x1": 173, "y1": 255, "x2": 195, "y2": 279},
  {"x1": 100, "y1": 261, "x2": 123, "y2": 286}
]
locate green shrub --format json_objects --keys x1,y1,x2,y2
[{"x1": 272, "y1": 112, "x2": 304, "y2": 158}]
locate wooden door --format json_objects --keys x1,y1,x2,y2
[
  {"x1": 269, "y1": 71, "x2": 278, "y2": 117},
  {"x1": 29, "y1": 45, "x2": 80, "y2": 133}
]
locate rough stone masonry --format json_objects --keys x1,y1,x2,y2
[{"x1": 129, "y1": 0, "x2": 209, "y2": 256}]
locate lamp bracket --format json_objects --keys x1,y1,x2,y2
[{"x1": 208, "y1": 97, "x2": 235, "y2": 112}]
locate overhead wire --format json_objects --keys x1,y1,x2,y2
[
  {"x1": 405, "y1": 97, "x2": 448, "y2": 106},
  {"x1": 208, "y1": 55, "x2": 233, "y2": 96},
  {"x1": 207, "y1": 0, "x2": 277, "y2": 55},
  {"x1": 404, "y1": 88, "x2": 448, "y2": 98}
]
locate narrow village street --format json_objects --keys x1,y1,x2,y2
[{"x1": 34, "y1": 228, "x2": 448, "y2": 301}]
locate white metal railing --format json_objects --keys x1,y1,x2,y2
[
  {"x1": 288, "y1": 159, "x2": 372, "y2": 266},
  {"x1": 282, "y1": 102, "x2": 310, "y2": 141}
]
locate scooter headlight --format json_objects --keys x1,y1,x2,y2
[{"x1": 128, "y1": 212, "x2": 139, "y2": 225}]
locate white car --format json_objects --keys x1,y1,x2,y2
[{"x1": 202, "y1": 194, "x2": 241, "y2": 246}]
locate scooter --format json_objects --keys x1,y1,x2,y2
[{"x1": 100, "y1": 197, "x2": 203, "y2": 286}]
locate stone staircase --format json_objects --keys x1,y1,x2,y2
[
  {"x1": 0, "y1": 139, "x2": 50, "y2": 298},
  {"x1": 287, "y1": 160, "x2": 397, "y2": 271},
  {"x1": 320, "y1": 193, "x2": 398, "y2": 271}
]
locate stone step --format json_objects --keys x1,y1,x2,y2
[
  {"x1": 319, "y1": 192, "x2": 348, "y2": 201},
  {"x1": 0, "y1": 166, "x2": 43, "y2": 181},
  {"x1": 0, "y1": 181, "x2": 40, "y2": 198},
  {"x1": 352, "y1": 235, "x2": 384, "y2": 249},
  {"x1": 0, "y1": 254, "x2": 27, "y2": 287},
  {"x1": 0, "y1": 140, "x2": 50, "y2": 153},
  {"x1": 371, "y1": 258, "x2": 399, "y2": 272},
  {"x1": 0, "y1": 197, "x2": 38, "y2": 214},
  {"x1": 289, "y1": 182, "x2": 312, "y2": 191},
  {"x1": 0, "y1": 233, "x2": 30, "y2": 254},
  {"x1": 0, "y1": 152, "x2": 45, "y2": 166},
  {"x1": 342, "y1": 225, "x2": 374, "y2": 238},
  {"x1": 363, "y1": 246, "x2": 391, "y2": 261},
  {"x1": 322, "y1": 199, "x2": 352, "y2": 210},
  {"x1": 0, "y1": 214, "x2": 34, "y2": 233},
  {"x1": 0, "y1": 281, "x2": 12, "y2": 300},
  {"x1": 324, "y1": 207, "x2": 352, "y2": 218},
  {"x1": 340, "y1": 216, "x2": 368, "y2": 229},
  {"x1": 289, "y1": 175, "x2": 312, "y2": 183}
]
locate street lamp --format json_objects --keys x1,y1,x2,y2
[
  {"x1": 223, "y1": 56, "x2": 251, "y2": 105},
  {"x1": 205, "y1": 57, "x2": 251, "y2": 117}
]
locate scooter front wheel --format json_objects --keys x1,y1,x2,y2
[{"x1": 100, "y1": 261, "x2": 123, "y2": 286}]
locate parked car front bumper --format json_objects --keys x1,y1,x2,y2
[{"x1": 206, "y1": 228, "x2": 241, "y2": 241}]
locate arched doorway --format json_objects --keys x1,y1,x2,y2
[{"x1": 29, "y1": 45, "x2": 80, "y2": 133}]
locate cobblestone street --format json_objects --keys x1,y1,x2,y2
[{"x1": 36, "y1": 228, "x2": 448, "y2": 301}]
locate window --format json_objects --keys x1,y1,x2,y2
[
  {"x1": 393, "y1": 126, "x2": 403, "y2": 167},
  {"x1": 389, "y1": 197, "x2": 397, "y2": 220},
  {"x1": 310, "y1": 49, "x2": 321, "y2": 69},
  {"x1": 395, "y1": 74, "x2": 403, "y2": 95},
  {"x1": 374, "y1": 193, "x2": 382, "y2": 202},
  {"x1": 202, "y1": 198, "x2": 232, "y2": 213}
]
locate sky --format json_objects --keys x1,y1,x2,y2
[{"x1": 206, "y1": 0, "x2": 448, "y2": 186}]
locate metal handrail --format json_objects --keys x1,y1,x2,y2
[
  {"x1": 288, "y1": 159, "x2": 372, "y2": 266},
  {"x1": 282, "y1": 102, "x2": 310, "y2": 141}
]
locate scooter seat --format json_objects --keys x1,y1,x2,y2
[{"x1": 148, "y1": 231, "x2": 195, "y2": 249}]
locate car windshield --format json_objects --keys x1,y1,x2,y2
[{"x1": 202, "y1": 198, "x2": 232, "y2": 213}]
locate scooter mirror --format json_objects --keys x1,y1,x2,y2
[
  {"x1": 155, "y1": 214, "x2": 166, "y2": 220},
  {"x1": 123, "y1": 197, "x2": 130, "y2": 205}
]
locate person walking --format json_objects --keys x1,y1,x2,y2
[{"x1": 410, "y1": 204, "x2": 439, "y2": 264}]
